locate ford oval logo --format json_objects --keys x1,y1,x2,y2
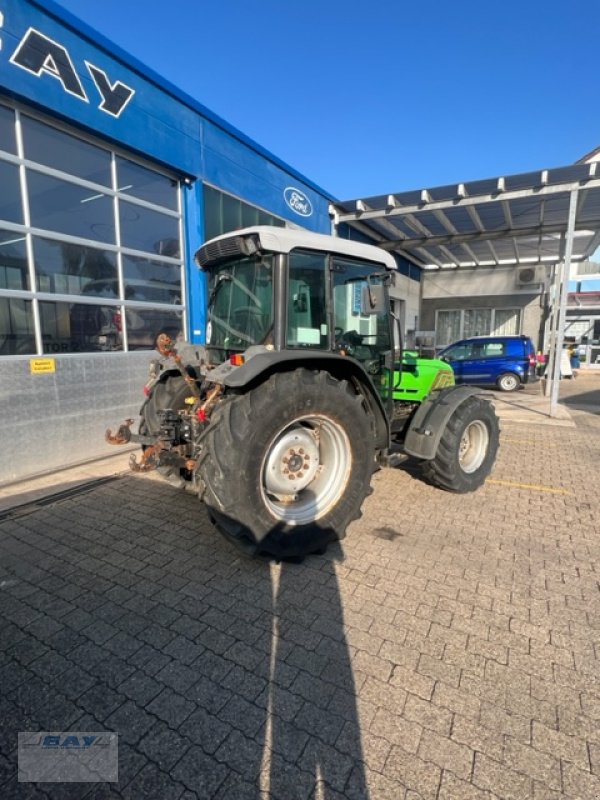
[{"x1": 284, "y1": 187, "x2": 313, "y2": 217}]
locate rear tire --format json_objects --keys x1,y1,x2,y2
[
  {"x1": 422, "y1": 395, "x2": 499, "y2": 492},
  {"x1": 140, "y1": 374, "x2": 194, "y2": 487},
  {"x1": 198, "y1": 368, "x2": 374, "y2": 559},
  {"x1": 142, "y1": 374, "x2": 192, "y2": 434},
  {"x1": 497, "y1": 372, "x2": 520, "y2": 392}
]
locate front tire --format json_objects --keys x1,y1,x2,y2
[
  {"x1": 198, "y1": 369, "x2": 375, "y2": 559},
  {"x1": 423, "y1": 395, "x2": 499, "y2": 493}
]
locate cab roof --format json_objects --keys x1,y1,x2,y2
[{"x1": 196, "y1": 226, "x2": 398, "y2": 271}]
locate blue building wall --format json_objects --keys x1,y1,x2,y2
[{"x1": 0, "y1": 0, "x2": 334, "y2": 343}]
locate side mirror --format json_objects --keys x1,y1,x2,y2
[{"x1": 360, "y1": 284, "x2": 386, "y2": 316}]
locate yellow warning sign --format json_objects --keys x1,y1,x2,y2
[{"x1": 30, "y1": 358, "x2": 56, "y2": 374}]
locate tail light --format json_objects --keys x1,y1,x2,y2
[
  {"x1": 113, "y1": 310, "x2": 122, "y2": 333},
  {"x1": 529, "y1": 354, "x2": 536, "y2": 367}
]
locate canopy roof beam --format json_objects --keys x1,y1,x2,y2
[
  {"x1": 375, "y1": 221, "x2": 600, "y2": 252},
  {"x1": 333, "y1": 173, "x2": 600, "y2": 224}
]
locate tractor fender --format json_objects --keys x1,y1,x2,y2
[
  {"x1": 403, "y1": 385, "x2": 486, "y2": 460},
  {"x1": 207, "y1": 350, "x2": 390, "y2": 450}
]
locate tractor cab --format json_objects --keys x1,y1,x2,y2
[{"x1": 198, "y1": 226, "x2": 397, "y2": 411}]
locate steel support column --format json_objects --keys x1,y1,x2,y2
[{"x1": 549, "y1": 189, "x2": 578, "y2": 417}]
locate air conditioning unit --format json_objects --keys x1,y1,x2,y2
[{"x1": 516, "y1": 266, "x2": 544, "y2": 287}]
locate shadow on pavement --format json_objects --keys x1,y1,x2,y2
[{"x1": 0, "y1": 474, "x2": 370, "y2": 799}]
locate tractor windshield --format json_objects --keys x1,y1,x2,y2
[{"x1": 205, "y1": 255, "x2": 274, "y2": 357}]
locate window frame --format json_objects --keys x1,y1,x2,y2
[
  {"x1": 435, "y1": 306, "x2": 521, "y2": 348},
  {"x1": 0, "y1": 97, "x2": 186, "y2": 357}
]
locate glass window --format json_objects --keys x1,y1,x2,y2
[
  {"x1": 0, "y1": 162, "x2": 24, "y2": 224},
  {"x1": 482, "y1": 342, "x2": 505, "y2": 357},
  {"x1": 0, "y1": 105, "x2": 16, "y2": 154},
  {"x1": 0, "y1": 297, "x2": 35, "y2": 355},
  {"x1": 122, "y1": 255, "x2": 181, "y2": 299},
  {"x1": 28, "y1": 172, "x2": 115, "y2": 243},
  {"x1": 436, "y1": 310, "x2": 461, "y2": 346},
  {"x1": 41, "y1": 300, "x2": 123, "y2": 353},
  {"x1": 464, "y1": 308, "x2": 492, "y2": 338},
  {"x1": 287, "y1": 250, "x2": 328, "y2": 348},
  {"x1": 0, "y1": 108, "x2": 184, "y2": 358},
  {"x1": 116, "y1": 157, "x2": 178, "y2": 210},
  {"x1": 241, "y1": 203, "x2": 259, "y2": 228},
  {"x1": 0, "y1": 231, "x2": 29, "y2": 290},
  {"x1": 222, "y1": 193, "x2": 241, "y2": 232},
  {"x1": 125, "y1": 308, "x2": 182, "y2": 350},
  {"x1": 332, "y1": 257, "x2": 392, "y2": 390},
  {"x1": 203, "y1": 185, "x2": 285, "y2": 241},
  {"x1": 207, "y1": 256, "x2": 274, "y2": 352},
  {"x1": 125, "y1": 283, "x2": 180, "y2": 304},
  {"x1": 204, "y1": 186, "x2": 221, "y2": 241},
  {"x1": 443, "y1": 343, "x2": 473, "y2": 360},
  {"x1": 33, "y1": 237, "x2": 117, "y2": 296},
  {"x1": 493, "y1": 308, "x2": 520, "y2": 335},
  {"x1": 21, "y1": 116, "x2": 111, "y2": 186},
  {"x1": 119, "y1": 201, "x2": 179, "y2": 256}
]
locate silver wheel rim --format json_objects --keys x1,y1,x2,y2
[
  {"x1": 501, "y1": 374, "x2": 518, "y2": 390},
  {"x1": 261, "y1": 415, "x2": 351, "y2": 525},
  {"x1": 459, "y1": 420, "x2": 489, "y2": 474}
]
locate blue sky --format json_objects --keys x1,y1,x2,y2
[{"x1": 56, "y1": 0, "x2": 600, "y2": 202}]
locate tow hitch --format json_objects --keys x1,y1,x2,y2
[
  {"x1": 105, "y1": 419, "x2": 134, "y2": 445},
  {"x1": 107, "y1": 407, "x2": 199, "y2": 476}
]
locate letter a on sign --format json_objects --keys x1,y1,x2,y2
[{"x1": 10, "y1": 28, "x2": 88, "y2": 100}]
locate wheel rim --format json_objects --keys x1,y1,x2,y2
[
  {"x1": 501, "y1": 374, "x2": 518, "y2": 390},
  {"x1": 459, "y1": 420, "x2": 489, "y2": 474},
  {"x1": 261, "y1": 415, "x2": 351, "y2": 525}
]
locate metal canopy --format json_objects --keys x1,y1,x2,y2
[
  {"x1": 330, "y1": 162, "x2": 600, "y2": 270},
  {"x1": 330, "y1": 160, "x2": 600, "y2": 419}
]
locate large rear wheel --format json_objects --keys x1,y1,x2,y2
[
  {"x1": 422, "y1": 395, "x2": 499, "y2": 492},
  {"x1": 140, "y1": 374, "x2": 194, "y2": 486},
  {"x1": 198, "y1": 368, "x2": 375, "y2": 559}
]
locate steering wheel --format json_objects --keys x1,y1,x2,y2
[{"x1": 335, "y1": 329, "x2": 365, "y2": 357}]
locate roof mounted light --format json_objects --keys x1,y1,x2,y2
[
  {"x1": 195, "y1": 232, "x2": 263, "y2": 270},
  {"x1": 238, "y1": 233, "x2": 261, "y2": 257}
]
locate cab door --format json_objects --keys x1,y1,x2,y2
[{"x1": 330, "y1": 257, "x2": 394, "y2": 413}]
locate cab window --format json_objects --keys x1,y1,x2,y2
[{"x1": 287, "y1": 250, "x2": 328, "y2": 348}]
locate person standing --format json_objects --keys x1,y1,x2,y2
[{"x1": 536, "y1": 350, "x2": 546, "y2": 377}]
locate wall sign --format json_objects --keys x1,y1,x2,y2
[
  {"x1": 284, "y1": 187, "x2": 313, "y2": 218},
  {"x1": 30, "y1": 358, "x2": 56, "y2": 374},
  {"x1": 9, "y1": 27, "x2": 135, "y2": 118}
]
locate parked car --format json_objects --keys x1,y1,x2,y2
[{"x1": 438, "y1": 335, "x2": 537, "y2": 392}]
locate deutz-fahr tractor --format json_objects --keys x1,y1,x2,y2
[{"x1": 107, "y1": 226, "x2": 499, "y2": 559}]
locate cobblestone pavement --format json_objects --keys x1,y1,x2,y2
[{"x1": 0, "y1": 378, "x2": 599, "y2": 799}]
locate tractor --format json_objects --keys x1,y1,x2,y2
[{"x1": 107, "y1": 226, "x2": 499, "y2": 559}]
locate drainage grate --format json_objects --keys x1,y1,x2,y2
[{"x1": 0, "y1": 475, "x2": 123, "y2": 522}]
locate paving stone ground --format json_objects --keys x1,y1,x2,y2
[{"x1": 1, "y1": 375, "x2": 599, "y2": 799}]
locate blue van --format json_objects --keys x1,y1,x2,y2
[{"x1": 438, "y1": 335, "x2": 537, "y2": 392}]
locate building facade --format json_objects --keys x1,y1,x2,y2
[
  {"x1": 0, "y1": 0, "x2": 335, "y2": 483},
  {"x1": 419, "y1": 266, "x2": 545, "y2": 351}
]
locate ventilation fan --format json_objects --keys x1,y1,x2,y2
[{"x1": 516, "y1": 266, "x2": 543, "y2": 286}]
